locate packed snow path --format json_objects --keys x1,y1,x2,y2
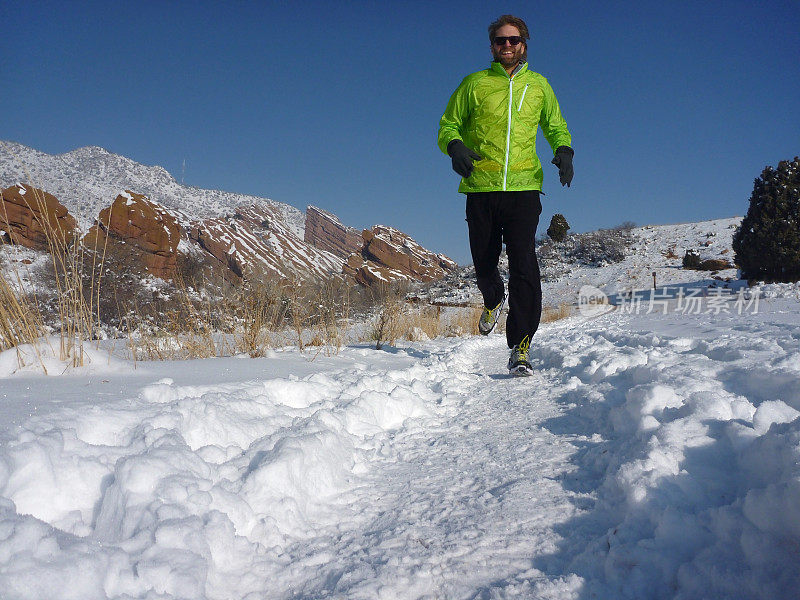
[{"x1": 1, "y1": 293, "x2": 800, "y2": 599}]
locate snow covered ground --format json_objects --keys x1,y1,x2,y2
[
  {"x1": 1, "y1": 284, "x2": 800, "y2": 599},
  {"x1": 420, "y1": 217, "x2": 742, "y2": 309}
]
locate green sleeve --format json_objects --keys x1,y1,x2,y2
[
  {"x1": 438, "y1": 78, "x2": 472, "y2": 155},
  {"x1": 539, "y1": 78, "x2": 572, "y2": 155}
]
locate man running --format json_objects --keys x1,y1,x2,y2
[{"x1": 438, "y1": 14, "x2": 574, "y2": 376}]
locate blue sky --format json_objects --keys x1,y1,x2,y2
[{"x1": 2, "y1": 1, "x2": 798, "y2": 264}]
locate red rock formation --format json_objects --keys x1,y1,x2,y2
[
  {"x1": 303, "y1": 205, "x2": 458, "y2": 286},
  {"x1": 84, "y1": 191, "x2": 181, "y2": 279},
  {"x1": 304, "y1": 205, "x2": 363, "y2": 259},
  {"x1": 0, "y1": 184, "x2": 77, "y2": 249},
  {"x1": 343, "y1": 253, "x2": 410, "y2": 287},
  {"x1": 0, "y1": 179, "x2": 456, "y2": 289},
  {"x1": 360, "y1": 225, "x2": 457, "y2": 283},
  {"x1": 188, "y1": 218, "x2": 249, "y2": 282},
  {"x1": 189, "y1": 204, "x2": 343, "y2": 283}
]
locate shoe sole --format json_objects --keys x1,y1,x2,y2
[{"x1": 509, "y1": 364, "x2": 533, "y2": 377}]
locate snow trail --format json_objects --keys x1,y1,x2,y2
[
  {"x1": 1, "y1": 297, "x2": 800, "y2": 598},
  {"x1": 312, "y1": 336, "x2": 590, "y2": 598},
  {"x1": 0, "y1": 335, "x2": 591, "y2": 599}
]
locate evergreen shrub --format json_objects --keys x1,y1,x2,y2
[{"x1": 733, "y1": 157, "x2": 800, "y2": 282}]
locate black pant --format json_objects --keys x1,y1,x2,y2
[{"x1": 466, "y1": 191, "x2": 542, "y2": 349}]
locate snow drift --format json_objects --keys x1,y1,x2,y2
[{"x1": 0, "y1": 284, "x2": 799, "y2": 598}]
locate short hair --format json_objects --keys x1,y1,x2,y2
[{"x1": 488, "y1": 15, "x2": 530, "y2": 44}]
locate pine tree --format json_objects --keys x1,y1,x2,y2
[
  {"x1": 547, "y1": 214, "x2": 570, "y2": 242},
  {"x1": 733, "y1": 157, "x2": 800, "y2": 282}
]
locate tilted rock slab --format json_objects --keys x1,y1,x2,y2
[
  {"x1": 361, "y1": 225, "x2": 457, "y2": 282},
  {"x1": 341, "y1": 226, "x2": 457, "y2": 287},
  {"x1": 343, "y1": 253, "x2": 411, "y2": 287},
  {"x1": 83, "y1": 191, "x2": 181, "y2": 279},
  {"x1": 0, "y1": 184, "x2": 77, "y2": 249},
  {"x1": 189, "y1": 204, "x2": 343, "y2": 283},
  {"x1": 304, "y1": 205, "x2": 363, "y2": 259}
]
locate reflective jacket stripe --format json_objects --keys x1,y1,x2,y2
[
  {"x1": 518, "y1": 84, "x2": 529, "y2": 111},
  {"x1": 503, "y1": 77, "x2": 513, "y2": 190}
]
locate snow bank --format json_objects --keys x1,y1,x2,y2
[
  {"x1": 0, "y1": 337, "x2": 130, "y2": 377},
  {"x1": 1, "y1": 296, "x2": 799, "y2": 598},
  {"x1": 536, "y1": 305, "x2": 800, "y2": 599},
  {"x1": 0, "y1": 360, "x2": 437, "y2": 599}
]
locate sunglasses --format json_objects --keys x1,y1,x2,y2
[{"x1": 493, "y1": 36, "x2": 524, "y2": 47}]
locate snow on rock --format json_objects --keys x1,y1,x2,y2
[
  {"x1": 189, "y1": 204, "x2": 343, "y2": 282},
  {"x1": 341, "y1": 224, "x2": 458, "y2": 287},
  {"x1": 303, "y1": 204, "x2": 363, "y2": 259}
]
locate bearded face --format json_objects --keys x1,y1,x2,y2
[{"x1": 490, "y1": 23, "x2": 527, "y2": 68}]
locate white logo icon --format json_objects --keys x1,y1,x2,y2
[{"x1": 578, "y1": 285, "x2": 612, "y2": 317}]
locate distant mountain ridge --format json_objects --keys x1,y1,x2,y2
[
  {"x1": 0, "y1": 140, "x2": 457, "y2": 286},
  {"x1": 0, "y1": 141, "x2": 305, "y2": 237}
]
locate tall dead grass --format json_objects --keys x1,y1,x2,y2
[
  {"x1": 0, "y1": 268, "x2": 48, "y2": 372},
  {"x1": 369, "y1": 282, "x2": 407, "y2": 350},
  {"x1": 124, "y1": 273, "x2": 227, "y2": 361},
  {"x1": 541, "y1": 302, "x2": 572, "y2": 323},
  {"x1": 121, "y1": 272, "x2": 354, "y2": 361},
  {"x1": 398, "y1": 304, "x2": 484, "y2": 341},
  {"x1": 233, "y1": 277, "x2": 287, "y2": 357},
  {"x1": 373, "y1": 298, "x2": 570, "y2": 348},
  {"x1": 0, "y1": 184, "x2": 114, "y2": 368},
  {"x1": 305, "y1": 276, "x2": 351, "y2": 356}
]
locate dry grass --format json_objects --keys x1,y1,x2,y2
[
  {"x1": 389, "y1": 300, "x2": 568, "y2": 346},
  {"x1": 374, "y1": 302, "x2": 484, "y2": 346},
  {"x1": 0, "y1": 268, "x2": 42, "y2": 350},
  {"x1": 369, "y1": 282, "x2": 406, "y2": 350},
  {"x1": 401, "y1": 305, "x2": 443, "y2": 341},
  {"x1": 122, "y1": 272, "x2": 356, "y2": 361},
  {"x1": 309, "y1": 276, "x2": 351, "y2": 356},
  {"x1": 0, "y1": 184, "x2": 113, "y2": 368},
  {"x1": 232, "y1": 278, "x2": 287, "y2": 357},
  {"x1": 442, "y1": 305, "x2": 483, "y2": 337},
  {"x1": 0, "y1": 268, "x2": 49, "y2": 373},
  {"x1": 124, "y1": 275, "x2": 226, "y2": 361},
  {"x1": 541, "y1": 302, "x2": 572, "y2": 323},
  {"x1": 0, "y1": 141, "x2": 123, "y2": 369}
]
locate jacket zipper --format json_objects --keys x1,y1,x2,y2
[
  {"x1": 503, "y1": 77, "x2": 513, "y2": 190},
  {"x1": 518, "y1": 84, "x2": 529, "y2": 111}
]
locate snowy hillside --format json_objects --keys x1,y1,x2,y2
[
  {"x1": 418, "y1": 217, "x2": 742, "y2": 308},
  {"x1": 0, "y1": 282, "x2": 799, "y2": 599},
  {"x1": 0, "y1": 141, "x2": 306, "y2": 237}
]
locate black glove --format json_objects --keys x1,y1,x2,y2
[
  {"x1": 447, "y1": 140, "x2": 482, "y2": 178},
  {"x1": 551, "y1": 146, "x2": 574, "y2": 187}
]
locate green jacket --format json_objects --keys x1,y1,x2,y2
[{"x1": 438, "y1": 61, "x2": 572, "y2": 193}]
